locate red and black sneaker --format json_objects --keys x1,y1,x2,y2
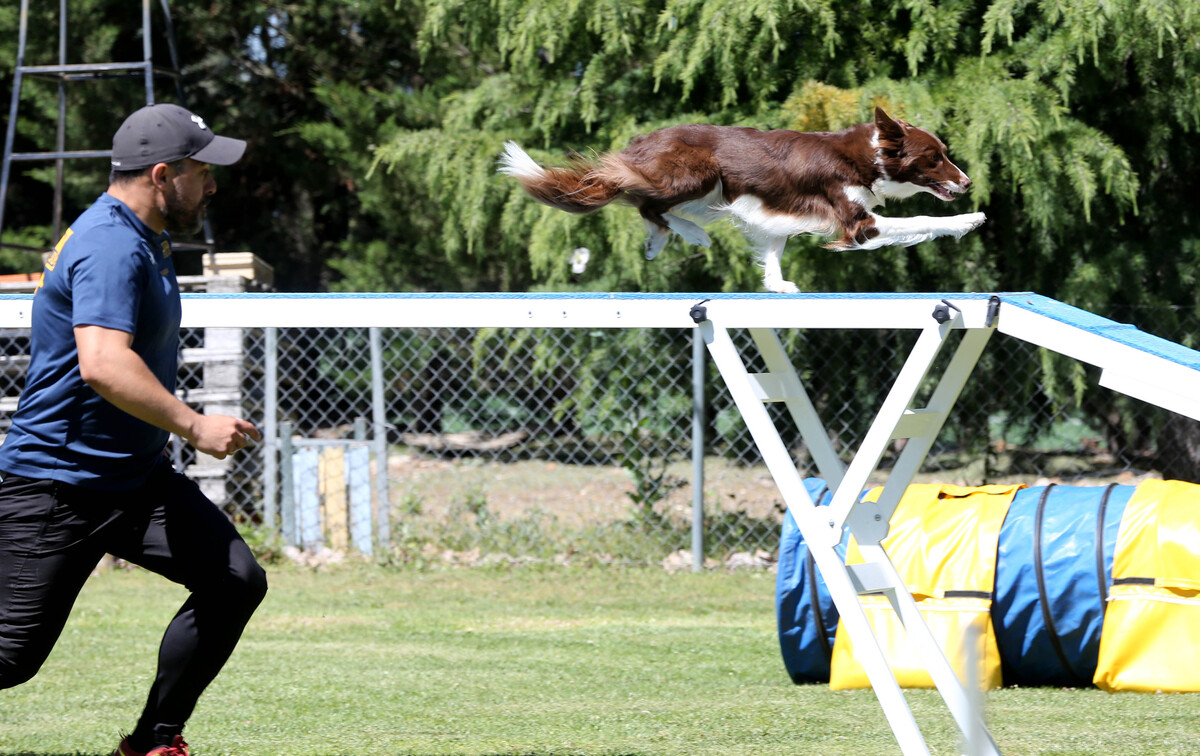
[{"x1": 112, "y1": 734, "x2": 190, "y2": 756}]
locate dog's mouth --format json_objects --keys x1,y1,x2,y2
[
  {"x1": 931, "y1": 179, "x2": 971, "y2": 201},
  {"x1": 930, "y1": 183, "x2": 960, "y2": 201}
]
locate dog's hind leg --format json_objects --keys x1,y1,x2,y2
[
  {"x1": 642, "y1": 217, "x2": 671, "y2": 260},
  {"x1": 754, "y1": 235, "x2": 799, "y2": 294},
  {"x1": 662, "y1": 182, "x2": 724, "y2": 247},
  {"x1": 663, "y1": 214, "x2": 711, "y2": 247}
]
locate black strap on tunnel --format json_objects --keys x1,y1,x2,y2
[
  {"x1": 805, "y1": 486, "x2": 833, "y2": 662},
  {"x1": 1095, "y1": 483, "x2": 1118, "y2": 611},
  {"x1": 1033, "y1": 483, "x2": 1088, "y2": 685}
]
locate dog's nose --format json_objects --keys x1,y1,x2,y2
[{"x1": 961, "y1": 175, "x2": 972, "y2": 191}]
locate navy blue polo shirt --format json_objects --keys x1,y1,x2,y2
[{"x1": 0, "y1": 193, "x2": 182, "y2": 490}]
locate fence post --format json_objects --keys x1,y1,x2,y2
[
  {"x1": 263, "y1": 327, "x2": 278, "y2": 532},
  {"x1": 692, "y1": 328, "x2": 706, "y2": 572},
  {"x1": 279, "y1": 420, "x2": 295, "y2": 546},
  {"x1": 369, "y1": 327, "x2": 390, "y2": 552}
]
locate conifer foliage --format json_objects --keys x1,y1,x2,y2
[{"x1": 372, "y1": 0, "x2": 1196, "y2": 303}]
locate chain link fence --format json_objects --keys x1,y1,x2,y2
[{"x1": 1, "y1": 298, "x2": 1197, "y2": 566}]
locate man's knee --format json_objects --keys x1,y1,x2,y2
[
  {"x1": 241, "y1": 561, "x2": 268, "y2": 607},
  {"x1": 228, "y1": 552, "x2": 268, "y2": 609}
]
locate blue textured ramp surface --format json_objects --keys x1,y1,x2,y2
[
  {"x1": 168, "y1": 291, "x2": 1025, "y2": 301},
  {"x1": 1000, "y1": 294, "x2": 1200, "y2": 370}
]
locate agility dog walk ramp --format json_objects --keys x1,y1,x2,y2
[
  {"x1": 690, "y1": 292, "x2": 1199, "y2": 756},
  {"x1": 1, "y1": 290, "x2": 1196, "y2": 755}
]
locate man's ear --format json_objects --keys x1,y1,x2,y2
[{"x1": 149, "y1": 162, "x2": 172, "y2": 189}]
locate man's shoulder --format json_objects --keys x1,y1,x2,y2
[
  {"x1": 68, "y1": 196, "x2": 143, "y2": 242},
  {"x1": 61, "y1": 200, "x2": 155, "y2": 263}
]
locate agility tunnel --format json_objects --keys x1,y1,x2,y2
[{"x1": 777, "y1": 477, "x2": 1200, "y2": 692}]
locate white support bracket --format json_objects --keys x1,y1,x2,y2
[
  {"x1": 697, "y1": 299, "x2": 998, "y2": 756},
  {"x1": 700, "y1": 318, "x2": 933, "y2": 754}
]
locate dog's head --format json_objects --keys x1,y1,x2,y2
[{"x1": 873, "y1": 107, "x2": 971, "y2": 201}]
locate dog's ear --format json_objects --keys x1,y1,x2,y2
[{"x1": 874, "y1": 107, "x2": 906, "y2": 138}]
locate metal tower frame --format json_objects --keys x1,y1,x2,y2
[{"x1": 0, "y1": 0, "x2": 212, "y2": 256}]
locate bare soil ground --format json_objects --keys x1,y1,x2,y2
[{"x1": 385, "y1": 452, "x2": 1161, "y2": 529}]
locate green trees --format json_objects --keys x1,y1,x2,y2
[
  {"x1": 379, "y1": 0, "x2": 1196, "y2": 301},
  {"x1": 372, "y1": 0, "x2": 1199, "y2": 475}
]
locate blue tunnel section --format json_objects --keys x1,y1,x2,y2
[
  {"x1": 775, "y1": 478, "x2": 847, "y2": 684},
  {"x1": 992, "y1": 483, "x2": 1131, "y2": 686}
]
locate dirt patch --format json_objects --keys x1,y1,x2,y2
[
  {"x1": 384, "y1": 452, "x2": 1161, "y2": 528},
  {"x1": 385, "y1": 453, "x2": 789, "y2": 529}
]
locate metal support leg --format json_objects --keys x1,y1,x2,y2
[
  {"x1": 701, "y1": 320, "x2": 933, "y2": 756},
  {"x1": 0, "y1": 0, "x2": 31, "y2": 240},
  {"x1": 868, "y1": 327, "x2": 994, "y2": 524},
  {"x1": 369, "y1": 327, "x2": 390, "y2": 551},
  {"x1": 701, "y1": 312, "x2": 1002, "y2": 756},
  {"x1": 826, "y1": 323, "x2": 953, "y2": 539},
  {"x1": 858, "y1": 541, "x2": 1000, "y2": 756},
  {"x1": 844, "y1": 325, "x2": 1000, "y2": 756},
  {"x1": 747, "y1": 328, "x2": 846, "y2": 489}
]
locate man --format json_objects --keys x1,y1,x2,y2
[{"x1": 0, "y1": 104, "x2": 268, "y2": 756}]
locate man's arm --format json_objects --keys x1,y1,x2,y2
[{"x1": 75, "y1": 324, "x2": 261, "y2": 459}]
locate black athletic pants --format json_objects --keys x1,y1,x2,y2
[{"x1": 0, "y1": 460, "x2": 268, "y2": 743}]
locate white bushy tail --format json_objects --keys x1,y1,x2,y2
[{"x1": 497, "y1": 141, "x2": 546, "y2": 179}]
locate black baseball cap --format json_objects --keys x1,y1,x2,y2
[{"x1": 110, "y1": 103, "x2": 246, "y2": 171}]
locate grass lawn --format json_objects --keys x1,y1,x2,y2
[{"x1": 1, "y1": 564, "x2": 1197, "y2": 756}]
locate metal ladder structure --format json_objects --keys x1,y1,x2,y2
[{"x1": 0, "y1": 0, "x2": 210, "y2": 255}]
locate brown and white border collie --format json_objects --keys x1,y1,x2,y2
[{"x1": 499, "y1": 107, "x2": 984, "y2": 293}]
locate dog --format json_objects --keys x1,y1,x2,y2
[{"x1": 498, "y1": 107, "x2": 985, "y2": 293}]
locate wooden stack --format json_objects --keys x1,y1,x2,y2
[{"x1": 178, "y1": 256, "x2": 273, "y2": 512}]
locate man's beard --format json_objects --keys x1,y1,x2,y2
[{"x1": 160, "y1": 192, "x2": 206, "y2": 235}]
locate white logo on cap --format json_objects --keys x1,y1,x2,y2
[{"x1": 191, "y1": 114, "x2": 208, "y2": 131}]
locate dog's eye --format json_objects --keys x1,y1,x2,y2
[{"x1": 929, "y1": 154, "x2": 943, "y2": 165}]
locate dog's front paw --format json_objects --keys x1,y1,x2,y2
[{"x1": 953, "y1": 212, "x2": 987, "y2": 238}]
